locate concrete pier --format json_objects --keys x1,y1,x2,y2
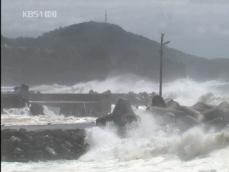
[{"x1": 1, "y1": 92, "x2": 150, "y2": 116}]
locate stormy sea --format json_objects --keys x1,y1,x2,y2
[{"x1": 2, "y1": 76, "x2": 229, "y2": 172}]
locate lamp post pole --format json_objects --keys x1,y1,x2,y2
[
  {"x1": 159, "y1": 33, "x2": 164, "y2": 97},
  {"x1": 159, "y1": 33, "x2": 170, "y2": 98}
]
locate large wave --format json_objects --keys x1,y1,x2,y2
[
  {"x1": 1, "y1": 76, "x2": 229, "y2": 172},
  {"x1": 31, "y1": 75, "x2": 229, "y2": 106},
  {"x1": 2, "y1": 76, "x2": 229, "y2": 126},
  {"x1": 81, "y1": 109, "x2": 229, "y2": 162}
]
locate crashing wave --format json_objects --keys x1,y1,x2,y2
[{"x1": 81, "y1": 111, "x2": 229, "y2": 161}]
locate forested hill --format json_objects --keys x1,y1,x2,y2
[{"x1": 2, "y1": 21, "x2": 229, "y2": 85}]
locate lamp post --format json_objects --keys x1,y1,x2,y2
[{"x1": 159, "y1": 33, "x2": 170, "y2": 97}]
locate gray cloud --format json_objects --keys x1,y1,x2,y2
[{"x1": 2, "y1": 0, "x2": 229, "y2": 58}]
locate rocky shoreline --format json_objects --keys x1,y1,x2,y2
[
  {"x1": 2, "y1": 128, "x2": 88, "y2": 162},
  {"x1": 2, "y1": 96, "x2": 229, "y2": 162}
]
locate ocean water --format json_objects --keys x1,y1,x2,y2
[
  {"x1": 2, "y1": 111, "x2": 229, "y2": 172},
  {"x1": 1, "y1": 76, "x2": 229, "y2": 172},
  {"x1": 30, "y1": 75, "x2": 229, "y2": 106},
  {"x1": 1, "y1": 105, "x2": 96, "y2": 126}
]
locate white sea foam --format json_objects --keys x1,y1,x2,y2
[
  {"x1": 1, "y1": 76, "x2": 229, "y2": 172},
  {"x1": 2, "y1": 110, "x2": 229, "y2": 172},
  {"x1": 82, "y1": 110, "x2": 229, "y2": 161},
  {"x1": 31, "y1": 75, "x2": 229, "y2": 106},
  {"x1": 1, "y1": 106, "x2": 96, "y2": 126},
  {"x1": 4, "y1": 76, "x2": 229, "y2": 126}
]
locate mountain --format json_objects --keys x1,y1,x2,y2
[{"x1": 1, "y1": 21, "x2": 229, "y2": 85}]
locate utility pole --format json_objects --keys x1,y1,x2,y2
[
  {"x1": 159, "y1": 33, "x2": 164, "y2": 97},
  {"x1": 105, "y1": 9, "x2": 108, "y2": 23},
  {"x1": 159, "y1": 33, "x2": 170, "y2": 97}
]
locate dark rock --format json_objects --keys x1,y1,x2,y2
[
  {"x1": 96, "y1": 98, "x2": 138, "y2": 127},
  {"x1": 218, "y1": 102, "x2": 229, "y2": 111},
  {"x1": 64, "y1": 141, "x2": 73, "y2": 148},
  {"x1": 1, "y1": 94, "x2": 28, "y2": 110},
  {"x1": 89, "y1": 90, "x2": 98, "y2": 94},
  {"x1": 96, "y1": 114, "x2": 113, "y2": 126},
  {"x1": 203, "y1": 108, "x2": 224, "y2": 123},
  {"x1": 14, "y1": 147, "x2": 23, "y2": 154},
  {"x1": 165, "y1": 98, "x2": 180, "y2": 109},
  {"x1": 9, "y1": 136, "x2": 22, "y2": 143},
  {"x1": 202, "y1": 104, "x2": 229, "y2": 127},
  {"x1": 2, "y1": 128, "x2": 87, "y2": 162},
  {"x1": 61, "y1": 143, "x2": 71, "y2": 153},
  {"x1": 179, "y1": 106, "x2": 203, "y2": 123},
  {"x1": 13, "y1": 147, "x2": 25, "y2": 160},
  {"x1": 152, "y1": 95, "x2": 166, "y2": 107},
  {"x1": 102, "y1": 90, "x2": 112, "y2": 94},
  {"x1": 14, "y1": 84, "x2": 29, "y2": 96},
  {"x1": 1, "y1": 85, "x2": 31, "y2": 111},
  {"x1": 192, "y1": 102, "x2": 214, "y2": 113},
  {"x1": 139, "y1": 92, "x2": 151, "y2": 106},
  {"x1": 29, "y1": 103, "x2": 44, "y2": 115},
  {"x1": 45, "y1": 146, "x2": 57, "y2": 157}
]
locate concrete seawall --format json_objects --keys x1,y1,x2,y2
[{"x1": 1, "y1": 92, "x2": 150, "y2": 116}]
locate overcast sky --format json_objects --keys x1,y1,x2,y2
[{"x1": 2, "y1": 0, "x2": 229, "y2": 59}]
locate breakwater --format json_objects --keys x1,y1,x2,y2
[{"x1": 2, "y1": 127, "x2": 88, "y2": 162}]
